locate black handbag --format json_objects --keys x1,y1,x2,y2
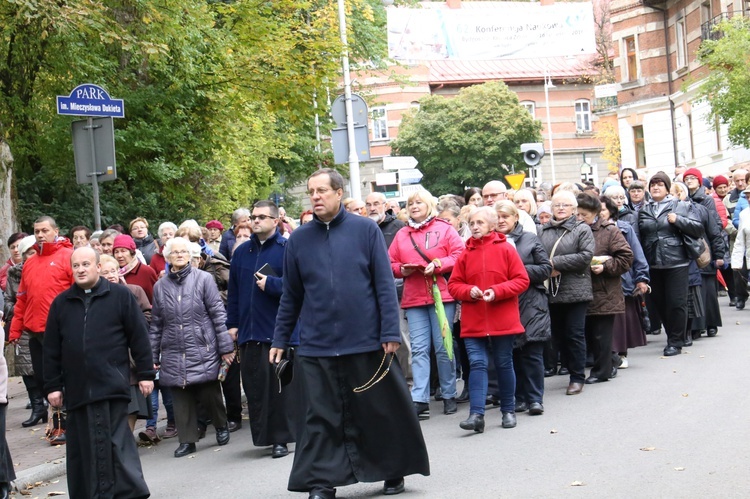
[{"x1": 274, "y1": 347, "x2": 295, "y2": 393}]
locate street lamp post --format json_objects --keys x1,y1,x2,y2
[
  {"x1": 337, "y1": 0, "x2": 361, "y2": 199},
  {"x1": 544, "y1": 70, "x2": 556, "y2": 185}
]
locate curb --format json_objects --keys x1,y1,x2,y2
[{"x1": 12, "y1": 459, "x2": 67, "y2": 491}]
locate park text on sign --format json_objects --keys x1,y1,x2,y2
[{"x1": 57, "y1": 84, "x2": 125, "y2": 118}]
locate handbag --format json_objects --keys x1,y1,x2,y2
[
  {"x1": 274, "y1": 347, "x2": 295, "y2": 393},
  {"x1": 544, "y1": 230, "x2": 567, "y2": 296},
  {"x1": 681, "y1": 201, "x2": 712, "y2": 269}
]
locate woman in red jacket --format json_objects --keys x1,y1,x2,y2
[
  {"x1": 389, "y1": 188, "x2": 465, "y2": 420},
  {"x1": 448, "y1": 206, "x2": 529, "y2": 433}
]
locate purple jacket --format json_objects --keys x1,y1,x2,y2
[{"x1": 149, "y1": 267, "x2": 233, "y2": 387}]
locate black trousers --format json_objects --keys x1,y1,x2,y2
[
  {"x1": 171, "y1": 381, "x2": 227, "y2": 444},
  {"x1": 513, "y1": 341, "x2": 545, "y2": 404},
  {"x1": 733, "y1": 258, "x2": 749, "y2": 302},
  {"x1": 721, "y1": 265, "x2": 737, "y2": 300},
  {"x1": 220, "y1": 357, "x2": 242, "y2": 423},
  {"x1": 585, "y1": 314, "x2": 616, "y2": 381},
  {"x1": 0, "y1": 404, "x2": 15, "y2": 483},
  {"x1": 650, "y1": 266, "x2": 689, "y2": 348},
  {"x1": 28, "y1": 332, "x2": 45, "y2": 390},
  {"x1": 548, "y1": 302, "x2": 588, "y2": 384}
]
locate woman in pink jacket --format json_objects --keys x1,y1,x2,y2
[
  {"x1": 448, "y1": 207, "x2": 529, "y2": 433},
  {"x1": 389, "y1": 189, "x2": 465, "y2": 420}
]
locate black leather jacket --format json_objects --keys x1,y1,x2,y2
[{"x1": 638, "y1": 196, "x2": 703, "y2": 268}]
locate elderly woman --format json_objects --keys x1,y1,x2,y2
[
  {"x1": 448, "y1": 207, "x2": 529, "y2": 432},
  {"x1": 390, "y1": 188, "x2": 464, "y2": 419},
  {"x1": 538, "y1": 190, "x2": 595, "y2": 395},
  {"x1": 638, "y1": 172, "x2": 703, "y2": 356},
  {"x1": 150, "y1": 237, "x2": 235, "y2": 458},
  {"x1": 98, "y1": 228, "x2": 120, "y2": 256},
  {"x1": 495, "y1": 202, "x2": 551, "y2": 416},
  {"x1": 438, "y1": 201, "x2": 471, "y2": 241},
  {"x1": 575, "y1": 194, "x2": 633, "y2": 384},
  {"x1": 68, "y1": 225, "x2": 92, "y2": 250},
  {"x1": 205, "y1": 220, "x2": 224, "y2": 254},
  {"x1": 113, "y1": 234, "x2": 158, "y2": 304},
  {"x1": 536, "y1": 202, "x2": 552, "y2": 225},
  {"x1": 599, "y1": 195, "x2": 649, "y2": 369},
  {"x1": 130, "y1": 218, "x2": 158, "y2": 265},
  {"x1": 1, "y1": 233, "x2": 27, "y2": 292},
  {"x1": 604, "y1": 185, "x2": 639, "y2": 236}
]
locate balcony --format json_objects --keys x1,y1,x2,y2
[{"x1": 701, "y1": 11, "x2": 748, "y2": 41}]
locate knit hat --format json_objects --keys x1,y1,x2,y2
[
  {"x1": 18, "y1": 235, "x2": 37, "y2": 256},
  {"x1": 206, "y1": 220, "x2": 224, "y2": 231},
  {"x1": 649, "y1": 171, "x2": 671, "y2": 191},
  {"x1": 713, "y1": 175, "x2": 729, "y2": 188},
  {"x1": 537, "y1": 203, "x2": 552, "y2": 216},
  {"x1": 683, "y1": 168, "x2": 703, "y2": 185},
  {"x1": 601, "y1": 179, "x2": 619, "y2": 194},
  {"x1": 112, "y1": 234, "x2": 136, "y2": 252}
]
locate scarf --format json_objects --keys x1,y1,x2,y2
[
  {"x1": 407, "y1": 215, "x2": 435, "y2": 231},
  {"x1": 168, "y1": 264, "x2": 192, "y2": 283},
  {"x1": 119, "y1": 257, "x2": 139, "y2": 277}
]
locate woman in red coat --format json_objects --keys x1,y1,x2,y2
[{"x1": 448, "y1": 207, "x2": 529, "y2": 433}]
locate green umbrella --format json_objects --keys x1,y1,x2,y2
[{"x1": 430, "y1": 275, "x2": 454, "y2": 360}]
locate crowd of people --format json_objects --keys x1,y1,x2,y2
[{"x1": 0, "y1": 164, "x2": 744, "y2": 498}]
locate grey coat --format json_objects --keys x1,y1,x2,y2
[
  {"x1": 3, "y1": 264, "x2": 33, "y2": 376},
  {"x1": 538, "y1": 215, "x2": 595, "y2": 304},
  {"x1": 149, "y1": 267, "x2": 233, "y2": 388},
  {"x1": 508, "y1": 224, "x2": 552, "y2": 346}
]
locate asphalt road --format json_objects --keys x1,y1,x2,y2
[{"x1": 23, "y1": 303, "x2": 750, "y2": 498}]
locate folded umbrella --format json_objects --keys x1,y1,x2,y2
[{"x1": 430, "y1": 276, "x2": 454, "y2": 361}]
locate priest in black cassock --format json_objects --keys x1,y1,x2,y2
[{"x1": 44, "y1": 247, "x2": 154, "y2": 498}]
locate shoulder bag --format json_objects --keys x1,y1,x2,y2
[{"x1": 544, "y1": 230, "x2": 567, "y2": 296}]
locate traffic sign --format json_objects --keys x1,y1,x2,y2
[
  {"x1": 72, "y1": 117, "x2": 117, "y2": 185},
  {"x1": 331, "y1": 94, "x2": 368, "y2": 127},
  {"x1": 399, "y1": 168, "x2": 423, "y2": 185},
  {"x1": 505, "y1": 172, "x2": 526, "y2": 190},
  {"x1": 57, "y1": 84, "x2": 125, "y2": 118},
  {"x1": 382, "y1": 156, "x2": 418, "y2": 170}
]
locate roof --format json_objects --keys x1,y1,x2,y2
[{"x1": 428, "y1": 55, "x2": 596, "y2": 84}]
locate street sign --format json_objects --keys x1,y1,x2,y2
[
  {"x1": 376, "y1": 172, "x2": 398, "y2": 186},
  {"x1": 331, "y1": 94, "x2": 368, "y2": 127},
  {"x1": 505, "y1": 172, "x2": 526, "y2": 190},
  {"x1": 72, "y1": 117, "x2": 117, "y2": 185},
  {"x1": 382, "y1": 156, "x2": 418, "y2": 170},
  {"x1": 331, "y1": 126, "x2": 371, "y2": 164},
  {"x1": 57, "y1": 84, "x2": 125, "y2": 118},
  {"x1": 399, "y1": 168, "x2": 423, "y2": 185}
]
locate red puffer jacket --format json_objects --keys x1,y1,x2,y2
[
  {"x1": 9, "y1": 238, "x2": 74, "y2": 341},
  {"x1": 448, "y1": 232, "x2": 529, "y2": 337}
]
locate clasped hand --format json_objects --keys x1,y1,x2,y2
[{"x1": 470, "y1": 286, "x2": 495, "y2": 302}]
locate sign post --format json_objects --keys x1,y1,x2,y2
[{"x1": 57, "y1": 84, "x2": 125, "y2": 230}]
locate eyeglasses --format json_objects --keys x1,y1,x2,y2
[
  {"x1": 307, "y1": 187, "x2": 333, "y2": 197},
  {"x1": 483, "y1": 192, "x2": 505, "y2": 200},
  {"x1": 683, "y1": 176, "x2": 699, "y2": 181},
  {"x1": 552, "y1": 203, "x2": 574, "y2": 209},
  {"x1": 171, "y1": 250, "x2": 189, "y2": 256},
  {"x1": 250, "y1": 215, "x2": 274, "y2": 221}
]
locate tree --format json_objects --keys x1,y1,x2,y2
[
  {"x1": 390, "y1": 81, "x2": 542, "y2": 195},
  {"x1": 696, "y1": 17, "x2": 750, "y2": 149}
]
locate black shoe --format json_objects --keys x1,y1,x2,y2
[
  {"x1": 272, "y1": 443, "x2": 289, "y2": 458},
  {"x1": 459, "y1": 413, "x2": 485, "y2": 433},
  {"x1": 485, "y1": 394, "x2": 500, "y2": 406},
  {"x1": 383, "y1": 478, "x2": 405, "y2": 496},
  {"x1": 736, "y1": 300, "x2": 745, "y2": 310},
  {"x1": 174, "y1": 442, "x2": 196, "y2": 458},
  {"x1": 683, "y1": 336, "x2": 693, "y2": 347},
  {"x1": 528, "y1": 402, "x2": 544, "y2": 415},
  {"x1": 501, "y1": 411, "x2": 517, "y2": 428},
  {"x1": 663, "y1": 346, "x2": 682, "y2": 357},
  {"x1": 443, "y1": 398, "x2": 457, "y2": 415},
  {"x1": 544, "y1": 368, "x2": 557, "y2": 378},
  {"x1": 414, "y1": 402, "x2": 430, "y2": 420},
  {"x1": 585, "y1": 376, "x2": 608, "y2": 384},
  {"x1": 648, "y1": 328, "x2": 662, "y2": 335},
  {"x1": 198, "y1": 424, "x2": 207, "y2": 440},
  {"x1": 691, "y1": 330, "x2": 702, "y2": 340},
  {"x1": 434, "y1": 387, "x2": 443, "y2": 401},
  {"x1": 456, "y1": 385, "x2": 469, "y2": 403},
  {"x1": 0, "y1": 481, "x2": 10, "y2": 499},
  {"x1": 227, "y1": 420, "x2": 242, "y2": 433},
  {"x1": 308, "y1": 488, "x2": 336, "y2": 499},
  {"x1": 707, "y1": 328, "x2": 718, "y2": 337},
  {"x1": 610, "y1": 366, "x2": 618, "y2": 379},
  {"x1": 22, "y1": 407, "x2": 48, "y2": 428},
  {"x1": 557, "y1": 367, "x2": 570, "y2": 376},
  {"x1": 515, "y1": 401, "x2": 528, "y2": 413},
  {"x1": 729, "y1": 298, "x2": 737, "y2": 307},
  {"x1": 215, "y1": 426, "x2": 230, "y2": 446}
]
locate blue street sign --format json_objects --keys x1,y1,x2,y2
[{"x1": 57, "y1": 84, "x2": 125, "y2": 118}]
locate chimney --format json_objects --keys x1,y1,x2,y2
[
  {"x1": 446, "y1": 0, "x2": 461, "y2": 8},
  {"x1": 540, "y1": 0, "x2": 555, "y2": 5}
]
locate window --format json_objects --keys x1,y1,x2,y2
[
  {"x1": 676, "y1": 14, "x2": 688, "y2": 69},
  {"x1": 624, "y1": 35, "x2": 638, "y2": 82},
  {"x1": 371, "y1": 106, "x2": 388, "y2": 140},
  {"x1": 575, "y1": 100, "x2": 592, "y2": 132},
  {"x1": 520, "y1": 101, "x2": 535, "y2": 116},
  {"x1": 701, "y1": 1, "x2": 712, "y2": 25},
  {"x1": 634, "y1": 125, "x2": 646, "y2": 169}
]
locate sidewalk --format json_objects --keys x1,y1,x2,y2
[{"x1": 5, "y1": 376, "x2": 167, "y2": 489}]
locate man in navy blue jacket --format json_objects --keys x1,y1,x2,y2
[
  {"x1": 226, "y1": 200, "x2": 297, "y2": 459},
  {"x1": 271, "y1": 169, "x2": 429, "y2": 499}
]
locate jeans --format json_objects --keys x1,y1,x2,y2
[
  {"x1": 406, "y1": 303, "x2": 457, "y2": 403},
  {"x1": 464, "y1": 335, "x2": 517, "y2": 414},
  {"x1": 146, "y1": 380, "x2": 174, "y2": 428},
  {"x1": 549, "y1": 302, "x2": 589, "y2": 384}
]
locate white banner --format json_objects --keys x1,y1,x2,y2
[{"x1": 387, "y1": 1, "x2": 596, "y2": 61}]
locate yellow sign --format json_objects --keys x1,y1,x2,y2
[{"x1": 505, "y1": 172, "x2": 526, "y2": 191}]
